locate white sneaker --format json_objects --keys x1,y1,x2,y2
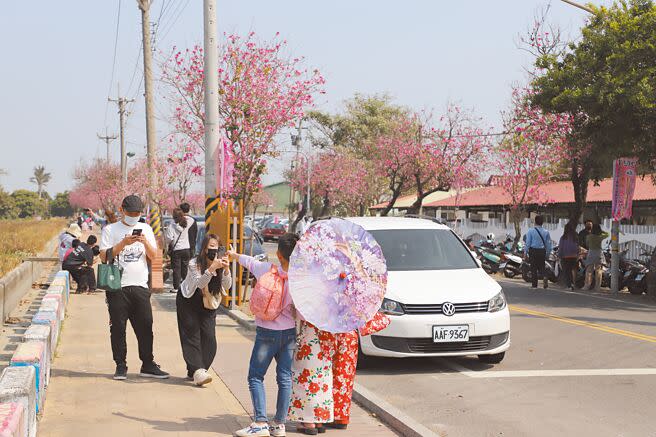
[
  {"x1": 235, "y1": 423, "x2": 270, "y2": 437},
  {"x1": 270, "y1": 423, "x2": 286, "y2": 437},
  {"x1": 193, "y1": 369, "x2": 212, "y2": 386}
]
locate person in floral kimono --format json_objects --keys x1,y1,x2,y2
[
  {"x1": 326, "y1": 312, "x2": 390, "y2": 430},
  {"x1": 288, "y1": 320, "x2": 335, "y2": 435}
]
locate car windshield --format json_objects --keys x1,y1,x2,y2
[
  {"x1": 267, "y1": 223, "x2": 284, "y2": 230},
  {"x1": 369, "y1": 229, "x2": 478, "y2": 271}
]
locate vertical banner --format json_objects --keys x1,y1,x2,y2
[{"x1": 611, "y1": 157, "x2": 638, "y2": 220}]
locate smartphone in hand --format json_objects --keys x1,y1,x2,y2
[{"x1": 132, "y1": 229, "x2": 143, "y2": 236}]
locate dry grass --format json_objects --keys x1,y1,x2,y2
[{"x1": 0, "y1": 218, "x2": 68, "y2": 277}]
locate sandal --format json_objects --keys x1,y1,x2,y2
[{"x1": 297, "y1": 424, "x2": 319, "y2": 435}]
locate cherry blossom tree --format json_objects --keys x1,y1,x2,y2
[
  {"x1": 405, "y1": 106, "x2": 490, "y2": 215},
  {"x1": 69, "y1": 160, "x2": 123, "y2": 212},
  {"x1": 160, "y1": 32, "x2": 325, "y2": 206},
  {"x1": 496, "y1": 87, "x2": 575, "y2": 246},
  {"x1": 287, "y1": 149, "x2": 376, "y2": 219}
]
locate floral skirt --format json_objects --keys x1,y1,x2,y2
[
  {"x1": 288, "y1": 322, "x2": 335, "y2": 423},
  {"x1": 332, "y1": 331, "x2": 359, "y2": 423}
]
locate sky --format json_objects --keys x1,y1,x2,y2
[{"x1": 0, "y1": 0, "x2": 607, "y2": 196}]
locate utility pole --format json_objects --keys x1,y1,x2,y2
[
  {"x1": 203, "y1": 0, "x2": 220, "y2": 199},
  {"x1": 289, "y1": 121, "x2": 302, "y2": 221},
  {"x1": 97, "y1": 129, "x2": 118, "y2": 162},
  {"x1": 108, "y1": 90, "x2": 134, "y2": 184},
  {"x1": 137, "y1": 0, "x2": 157, "y2": 198}
]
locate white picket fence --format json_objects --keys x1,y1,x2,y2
[{"x1": 451, "y1": 218, "x2": 656, "y2": 260}]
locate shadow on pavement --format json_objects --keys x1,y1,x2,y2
[
  {"x1": 113, "y1": 411, "x2": 249, "y2": 433},
  {"x1": 51, "y1": 368, "x2": 192, "y2": 386},
  {"x1": 357, "y1": 356, "x2": 494, "y2": 375}
]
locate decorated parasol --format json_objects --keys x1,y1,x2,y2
[{"x1": 289, "y1": 218, "x2": 388, "y2": 333}]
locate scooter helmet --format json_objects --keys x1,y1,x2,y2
[{"x1": 486, "y1": 232, "x2": 495, "y2": 241}]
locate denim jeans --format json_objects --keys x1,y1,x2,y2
[{"x1": 248, "y1": 327, "x2": 296, "y2": 423}]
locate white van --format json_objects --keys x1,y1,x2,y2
[{"x1": 350, "y1": 217, "x2": 510, "y2": 364}]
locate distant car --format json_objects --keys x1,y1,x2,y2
[
  {"x1": 261, "y1": 222, "x2": 287, "y2": 242},
  {"x1": 348, "y1": 216, "x2": 510, "y2": 365}
]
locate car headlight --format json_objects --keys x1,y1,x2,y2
[
  {"x1": 488, "y1": 291, "x2": 507, "y2": 313},
  {"x1": 380, "y1": 298, "x2": 404, "y2": 316}
]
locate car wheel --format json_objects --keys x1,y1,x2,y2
[{"x1": 478, "y1": 352, "x2": 505, "y2": 364}]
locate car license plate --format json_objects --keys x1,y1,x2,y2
[
  {"x1": 636, "y1": 274, "x2": 644, "y2": 281},
  {"x1": 499, "y1": 262, "x2": 507, "y2": 269},
  {"x1": 433, "y1": 325, "x2": 469, "y2": 343}
]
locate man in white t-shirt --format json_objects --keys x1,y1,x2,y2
[
  {"x1": 100, "y1": 195, "x2": 170, "y2": 381},
  {"x1": 179, "y1": 202, "x2": 197, "y2": 255}
]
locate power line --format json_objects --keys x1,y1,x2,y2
[
  {"x1": 157, "y1": 0, "x2": 191, "y2": 44},
  {"x1": 104, "y1": 0, "x2": 123, "y2": 127}
]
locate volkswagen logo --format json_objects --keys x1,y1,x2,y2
[{"x1": 442, "y1": 302, "x2": 456, "y2": 316}]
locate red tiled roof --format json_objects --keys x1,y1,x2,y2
[{"x1": 425, "y1": 176, "x2": 656, "y2": 208}]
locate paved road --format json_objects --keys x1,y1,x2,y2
[{"x1": 356, "y1": 278, "x2": 656, "y2": 437}]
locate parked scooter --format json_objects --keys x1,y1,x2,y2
[
  {"x1": 500, "y1": 252, "x2": 523, "y2": 278},
  {"x1": 475, "y1": 245, "x2": 503, "y2": 274}
]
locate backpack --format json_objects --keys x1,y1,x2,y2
[{"x1": 250, "y1": 265, "x2": 286, "y2": 321}]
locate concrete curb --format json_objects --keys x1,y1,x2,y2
[
  {"x1": 352, "y1": 383, "x2": 441, "y2": 437},
  {"x1": 218, "y1": 307, "x2": 255, "y2": 331},
  {"x1": 218, "y1": 307, "x2": 436, "y2": 437}
]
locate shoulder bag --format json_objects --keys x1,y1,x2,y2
[{"x1": 97, "y1": 247, "x2": 122, "y2": 292}]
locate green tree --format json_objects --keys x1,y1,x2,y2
[
  {"x1": 29, "y1": 165, "x2": 52, "y2": 199},
  {"x1": 0, "y1": 188, "x2": 18, "y2": 219},
  {"x1": 50, "y1": 191, "x2": 73, "y2": 217},
  {"x1": 11, "y1": 189, "x2": 48, "y2": 218},
  {"x1": 531, "y1": 0, "x2": 656, "y2": 218}
]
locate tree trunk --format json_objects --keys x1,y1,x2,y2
[
  {"x1": 510, "y1": 208, "x2": 523, "y2": 251},
  {"x1": 569, "y1": 163, "x2": 590, "y2": 222},
  {"x1": 319, "y1": 194, "x2": 330, "y2": 217},
  {"x1": 359, "y1": 203, "x2": 366, "y2": 217},
  {"x1": 291, "y1": 196, "x2": 307, "y2": 233},
  {"x1": 380, "y1": 189, "x2": 402, "y2": 217}
]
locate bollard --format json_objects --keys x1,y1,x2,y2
[
  {"x1": 23, "y1": 324, "x2": 52, "y2": 370},
  {"x1": 10, "y1": 342, "x2": 46, "y2": 413},
  {"x1": 0, "y1": 402, "x2": 26, "y2": 437},
  {"x1": 0, "y1": 367, "x2": 36, "y2": 437},
  {"x1": 42, "y1": 294, "x2": 64, "y2": 321},
  {"x1": 39, "y1": 300, "x2": 61, "y2": 323},
  {"x1": 30, "y1": 312, "x2": 58, "y2": 355}
]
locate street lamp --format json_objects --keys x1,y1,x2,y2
[{"x1": 560, "y1": 0, "x2": 594, "y2": 14}]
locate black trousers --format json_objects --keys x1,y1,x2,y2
[
  {"x1": 561, "y1": 257, "x2": 578, "y2": 288},
  {"x1": 106, "y1": 286, "x2": 154, "y2": 365},
  {"x1": 65, "y1": 266, "x2": 96, "y2": 291},
  {"x1": 529, "y1": 248, "x2": 546, "y2": 288},
  {"x1": 171, "y1": 249, "x2": 191, "y2": 290},
  {"x1": 176, "y1": 289, "x2": 217, "y2": 376}
]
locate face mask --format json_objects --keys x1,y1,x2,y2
[
  {"x1": 123, "y1": 215, "x2": 140, "y2": 226},
  {"x1": 207, "y1": 249, "x2": 218, "y2": 261}
]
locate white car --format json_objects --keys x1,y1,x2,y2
[{"x1": 349, "y1": 217, "x2": 510, "y2": 364}]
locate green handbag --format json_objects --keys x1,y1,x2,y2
[{"x1": 97, "y1": 247, "x2": 122, "y2": 292}]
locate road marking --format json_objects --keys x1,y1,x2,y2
[
  {"x1": 509, "y1": 305, "x2": 656, "y2": 343},
  {"x1": 498, "y1": 278, "x2": 656, "y2": 309},
  {"x1": 435, "y1": 368, "x2": 656, "y2": 379}
]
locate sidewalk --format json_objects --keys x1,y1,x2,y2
[
  {"x1": 212, "y1": 315, "x2": 399, "y2": 436},
  {"x1": 39, "y1": 291, "x2": 250, "y2": 436}
]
